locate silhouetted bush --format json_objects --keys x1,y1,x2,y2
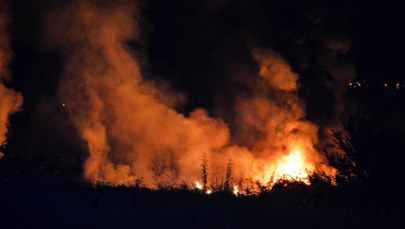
[
  {"x1": 1, "y1": 159, "x2": 404, "y2": 228},
  {"x1": 330, "y1": 112, "x2": 405, "y2": 188}
]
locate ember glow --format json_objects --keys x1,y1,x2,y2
[{"x1": 45, "y1": 0, "x2": 336, "y2": 193}]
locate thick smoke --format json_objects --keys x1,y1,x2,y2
[
  {"x1": 46, "y1": 0, "x2": 335, "y2": 189},
  {"x1": 46, "y1": 0, "x2": 234, "y2": 187},
  {"x1": 0, "y1": 1, "x2": 23, "y2": 159},
  {"x1": 294, "y1": 8, "x2": 356, "y2": 129},
  {"x1": 291, "y1": 10, "x2": 357, "y2": 158}
]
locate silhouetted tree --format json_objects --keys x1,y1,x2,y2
[
  {"x1": 224, "y1": 159, "x2": 232, "y2": 191},
  {"x1": 201, "y1": 153, "x2": 208, "y2": 192},
  {"x1": 329, "y1": 112, "x2": 405, "y2": 187}
]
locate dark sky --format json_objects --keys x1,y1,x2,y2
[
  {"x1": 9, "y1": 0, "x2": 405, "y2": 105},
  {"x1": 6, "y1": 0, "x2": 405, "y2": 165},
  {"x1": 350, "y1": 1, "x2": 405, "y2": 79}
]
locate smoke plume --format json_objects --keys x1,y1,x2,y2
[
  {"x1": 234, "y1": 50, "x2": 335, "y2": 184},
  {"x1": 0, "y1": 1, "x2": 23, "y2": 159},
  {"x1": 46, "y1": 0, "x2": 335, "y2": 190},
  {"x1": 295, "y1": 8, "x2": 356, "y2": 129}
]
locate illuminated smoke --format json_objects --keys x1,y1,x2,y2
[
  {"x1": 46, "y1": 0, "x2": 335, "y2": 190},
  {"x1": 0, "y1": 1, "x2": 23, "y2": 158},
  {"x1": 235, "y1": 50, "x2": 335, "y2": 185}
]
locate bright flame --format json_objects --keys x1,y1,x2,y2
[
  {"x1": 274, "y1": 149, "x2": 311, "y2": 184},
  {"x1": 195, "y1": 181, "x2": 203, "y2": 190},
  {"x1": 233, "y1": 185, "x2": 239, "y2": 196},
  {"x1": 195, "y1": 181, "x2": 213, "y2": 194},
  {"x1": 255, "y1": 147, "x2": 316, "y2": 187}
]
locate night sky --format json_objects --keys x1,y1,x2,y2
[{"x1": 10, "y1": 0, "x2": 405, "y2": 102}]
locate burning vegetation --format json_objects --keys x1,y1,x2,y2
[{"x1": 42, "y1": 0, "x2": 336, "y2": 194}]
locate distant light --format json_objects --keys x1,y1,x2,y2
[
  {"x1": 348, "y1": 81, "x2": 364, "y2": 89},
  {"x1": 62, "y1": 103, "x2": 66, "y2": 107}
]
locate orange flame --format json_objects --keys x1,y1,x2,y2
[{"x1": 274, "y1": 149, "x2": 312, "y2": 184}]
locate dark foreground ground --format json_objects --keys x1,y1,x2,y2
[{"x1": 1, "y1": 159, "x2": 404, "y2": 229}]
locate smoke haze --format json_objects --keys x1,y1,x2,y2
[{"x1": 0, "y1": 0, "x2": 23, "y2": 158}]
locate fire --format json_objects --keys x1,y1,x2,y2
[
  {"x1": 273, "y1": 149, "x2": 312, "y2": 184},
  {"x1": 46, "y1": 1, "x2": 337, "y2": 193},
  {"x1": 233, "y1": 186, "x2": 239, "y2": 196},
  {"x1": 255, "y1": 147, "x2": 317, "y2": 187},
  {"x1": 195, "y1": 181, "x2": 213, "y2": 194},
  {"x1": 195, "y1": 181, "x2": 203, "y2": 190}
]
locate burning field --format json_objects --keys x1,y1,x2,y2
[
  {"x1": 0, "y1": 0, "x2": 388, "y2": 192},
  {"x1": 39, "y1": 0, "x2": 339, "y2": 193},
  {"x1": 1, "y1": 0, "x2": 405, "y2": 227}
]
